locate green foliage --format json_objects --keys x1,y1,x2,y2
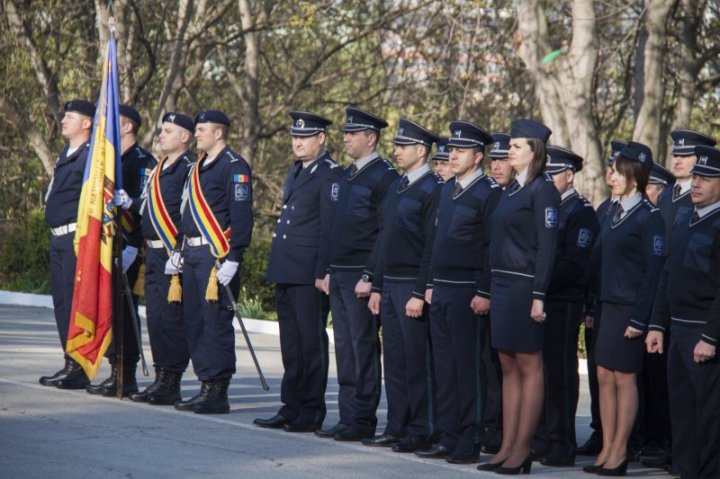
[
  {"x1": 0, "y1": 209, "x2": 50, "y2": 293},
  {"x1": 239, "y1": 236, "x2": 275, "y2": 317},
  {"x1": 238, "y1": 287, "x2": 273, "y2": 320}
]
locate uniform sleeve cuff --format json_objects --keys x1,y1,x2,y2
[
  {"x1": 629, "y1": 319, "x2": 646, "y2": 330},
  {"x1": 476, "y1": 290, "x2": 490, "y2": 299},
  {"x1": 411, "y1": 291, "x2": 424, "y2": 300},
  {"x1": 648, "y1": 324, "x2": 665, "y2": 332},
  {"x1": 532, "y1": 291, "x2": 546, "y2": 300},
  {"x1": 701, "y1": 334, "x2": 718, "y2": 346}
]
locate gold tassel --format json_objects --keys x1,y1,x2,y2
[
  {"x1": 205, "y1": 265, "x2": 219, "y2": 303},
  {"x1": 167, "y1": 274, "x2": 182, "y2": 304},
  {"x1": 133, "y1": 261, "x2": 145, "y2": 296}
]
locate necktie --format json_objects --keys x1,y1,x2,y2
[
  {"x1": 507, "y1": 180, "x2": 520, "y2": 194},
  {"x1": 293, "y1": 162, "x2": 303, "y2": 178},
  {"x1": 691, "y1": 209, "x2": 700, "y2": 223},
  {"x1": 454, "y1": 181, "x2": 463, "y2": 196},
  {"x1": 672, "y1": 183, "x2": 681, "y2": 200},
  {"x1": 349, "y1": 164, "x2": 358, "y2": 177},
  {"x1": 614, "y1": 204, "x2": 624, "y2": 223},
  {"x1": 399, "y1": 175, "x2": 409, "y2": 190}
]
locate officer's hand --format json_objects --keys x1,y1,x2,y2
[
  {"x1": 693, "y1": 340, "x2": 716, "y2": 363},
  {"x1": 406, "y1": 297, "x2": 424, "y2": 318},
  {"x1": 470, "y1": 295, "x2": 490, "y2": 316},
  {"x1": 216, "y1": 260, "x2": 239, "y2": 286},
  {"x1": 114, "y1": 189, "x2": 133, "y2": 209},
  {"x1": 425, "y1": 288, "x2": 433, "y2": 304},
  {"x1": 120, "y1": 246, "x2": 138, "y2": 273},
  {"x1": 624, "y1": 326, "x2": 643, "y2": 339},
  {"x1": 645, "y1": 331, "x2": 664, "y2": 354},
  {"x1": 355, "y1": 279, "x2": 372, "y2": 298},
  {"x1": 530, "y1": 299, "x2": 546, "y2": 323},
  {"x1": 584, "y1": 316, "x2": 594, "y2": 329},
  {"x1": 315, "y1": 274, "x2": 330, "y2": 295},
  {"x1": 165, "y1": 251, "x2": 182, "y2": 275},
  {"x1": 368, "y1": 292, "x2": 381, "y2": 315}
]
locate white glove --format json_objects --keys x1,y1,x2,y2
[
  {"x1": 114, "y1": 189, "x2": 133, "y2": 209},
  {"x1": 216, "y1": 260, "x2": 239, "y2": 286},
  {"x1": 165, "y1": 251, "x2": 182, "y2": 275},
  {"x1": 120, "y1": 246, "x2": 138, "y2": 273}
]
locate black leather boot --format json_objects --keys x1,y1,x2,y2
[
  {"x1": 193, "y1": 378, "x2": 230, "y2": 414},
  {"x1": 86, "y1": 362, "x2": 138, "y2": 397},
  {"x1": 39, "y1": 356, "x2": 75, "y2": 387},
  {"x1": 174, "y1": 381, "x2": 210, "y2": 412},
  {"x1": 129, "y1": 368, "x2": 163, "y2": 403},
  {"x1": 148, "y1": 370, "x2": 182, "y2": 406},
  {"x1": 55, "y1": 358, "x2": 90, "y2": 390}
]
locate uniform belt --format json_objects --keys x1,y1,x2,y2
[
  {"x1": 185, "y1": 236, "x2": 209, "y2": 247},
  {"x1": 145, "y1": 239, "x2": 164, "y2": 249},
  {"x1": 50, "y1": 222, "x2": 77, "y2": 237}
]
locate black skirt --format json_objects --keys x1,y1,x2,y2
[
  {"x1": 594, "y1": 302, "x2": 644, "y2": 373},
  {"x1": 490, "y1": 273, "x2": 544, "y2": 353}
]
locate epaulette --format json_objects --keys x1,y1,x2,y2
[
  {"x1": 134, "y1": 146, "x2": 147, "y2": 158},
  {"x1": 542, "y1": 172, "x2": 554, "y2": 182},
  {"x1": 642, "y1": 198, "x2": 660, "y2": 212},
  {"x1": 579, "y1": 195, "x2": 593, "y2": 208},
  {"x1": 381, "y1": 159, "x2": 396, "y2": 171},
  {"x1": 325, "y1": 158, "x2": 339, "y2": 169},
  {"x1": 486, "y1": 176, "x2": 500, "y2": 188}
]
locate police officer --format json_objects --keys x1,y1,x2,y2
[
  {"x1": 643, "y1": 129, "x2": 714, "y2": 469},
  {"x1": 416, "y1": 121, "x2": 500, "y2": 464},
  {"x1": 534, "y1": 146, "x2": 599, "y2": 467},
  {"x1": 129, "y1": 112, "x2": 195, "y2": 405},
  {"x1": 254, "y1": 111, "x2": 340, "y2": 432},
  {"x1": 578, "y1": 139, "x2": 626, "y2": 457},
  {"x1": 86, "y1": 104, "x2": 158, "y2": 397},
  {"x1": 174, "y1": 110, "x2": 253, "y2": 414},
  {"x1": 39, "y1": 99, "x2": 95, "y2": 390},
  {"x1": 432, "y1": 136, "x2": 453, "y2": 181},
  {"x1": 646, "y1": 163, "x2": 675, "y2": 206},
  {"x1": 316, "y1": 107, "x2": 397, "y2": 441},
  {"x1": 363, "y1": 119, "x2": 440, "y2": 453},
  {"x1": 489, "y1": 132, "x2": 514, "y2": 188},
  {"x1": 646, "y1": 144, "x2": 720, "y2": 479}
]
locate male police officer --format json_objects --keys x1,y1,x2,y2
[
  {"x1": 364, "y1": 119, "x2": 441, "y2": 453},
  {"x1": 646, "y1": 144, "x2": 720, "y2": 479},
  {"x1": 535, "y1": 146, "x2": 599, "y2": 466},
  {"x1": 86, "y1": 104, "x2": 157, "y2": 397},
  {"x1": 317, "y1": 107, "x2": 397, "y2": 441},
  {"x1": 40, "y1": 99, "x2": 95, "y2": 389},
  {"x1": 646, "y1": 163, "x2": 675, "y2": 206},
  {"x1": 129, "y1": 112, "x2": 195, "y2": 405},
  {"x1": 174, "y1": 110, "x2": 253, "y2": 414},
  {"x1": 254, "y1": 111, "x2": 340, "y2": 432},
  {"x1": 489, "y1": 132, "x2": 514, "y2": 189},
  {"x1": 417, "y1": 121, "x2": 500, "y2": 464},
  {"x1": 432, "y1": 136, "x2": 453, "y2": 182}
]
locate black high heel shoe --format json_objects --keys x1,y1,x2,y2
[
  {"x1": 477, "y1": 460, "x2": 505, "y2": 472},
  {"x1": 597, "y1": 459, "x2": 628, "y2": 476},
  {"x1": 582, "y1": 463, "x2": 605, "y2": 473},
  {"x1": 495, "y1": 457, "x2": 532, "y2": 475}
]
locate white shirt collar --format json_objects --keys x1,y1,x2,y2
[
  {"x1": 696, "y1": 199, "x2": 720, "y2": 218},
  {"x1": 66, "y1": 146, "x2": 79, "y2": 157},
  {"x1": 458, "y1": 166, "x2": 485, "y2": 189},
  {"x1": 619, "y1": 191, "x2": 642, "y2": 215},
  {"x1": 561, "y1": 186, "x2": 577, "y2": 201},
  {"x1": 405, "y1": 163, "x2": 430, "y2": 185},
  {"x1": 353, "y1": 151, "x2": 379, "y2": 171},
  {"x1": 516, "y1": 169, "x2": 529, "y2": 187},
  {"x1": 678, "y1": 178, "x2": 692, "y2": 194}
]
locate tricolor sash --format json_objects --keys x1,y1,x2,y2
[
  {"x1": 187, "y1": 153, "x2": 231, "y2": 258},
  {"x1": 146, "y1": 157, "x2": 178, "y2": 254}
]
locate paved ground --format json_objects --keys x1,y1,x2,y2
[{"x1": 0, "y1": 305, "x2": 669, "y2": 478}]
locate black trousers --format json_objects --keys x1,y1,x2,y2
[
  {"x1": 144, "y1": 246, "x2": 189, "y2": 372},
  {"x1": 482, "y1": 321, "x2": 503, "y2": 438},
  {"x1": 640, "y1": 330, "x2": 671, "y2": 450},
  {"x1": 329, "y1": 270, "x2": 381, "y2": 432},
  {"x1": 182, "y1": 245, "x2": 240, "y2": 381},
  {"x1": 276, "y1": 283, "x2": 329, "y2": 426},
  {"x1": 537, "y1": 300, "x2": 582, "y2": 456},
  {"x1": 668, "y1": 325, "x2": 720, "y2": 479},
  {"x1": 380, "y1": 281, "x2": 435, "y2": 438},
  {"x1": 49, "y1": 233, "x2": 76, "y2": 350},
  {"x1": 584, "y1": 320, "x2": 602, "y2": 436},
  {"x1": 429, "y1": 284, "x2": 486, "y2": 454},
  {"x1": 104, "y1": 255, "x2": 142, "y2": 365}
]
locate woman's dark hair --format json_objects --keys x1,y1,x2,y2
[
  {"x1": 525, "y1": 138, "x2": 548, "y2": 182},
  {"x1": 613, "y1": 155, "x2": 649, "y2": 193}
]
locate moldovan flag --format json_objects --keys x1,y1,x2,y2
[{"x1": 65, "y1": 37, "x2": 122, "y2": 379}]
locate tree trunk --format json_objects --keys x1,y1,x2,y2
[
  {"x1": 237, "y1": 0, "x2": 263, "y2": 164},
  {"x1": 672, "y1": 0, "x2": 705, "y2": 132},
  {"x1": 0, "y1": 98, "x2": 55, "y2": 176}
]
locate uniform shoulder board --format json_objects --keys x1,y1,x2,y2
[
  {"x1": 579, "y1": 195, "x2": 593, "y2": 208},
  {"x1": 486, "y1": 176, "x2": 500, "y2": 188},
  {"x1": 381, "y1": 159, "x2": 396, "y2": 171},
  {"x1": 134, "y1": 146, "x2": 146, "y2": 157},
  {"x1": 182, "y1": 154, "x2": 194, "y2": 166},
  {"x1": 642, "y1": 198, "x2": 659, "y2": 212},
  {"x1": 433, "y1": 172, "x2": 444, "y2": 183},
  {"x1": 324, "y1": 158, "x2": 339, "y2": 169},
  {"x1": 543, "y1": 172, "x2": 554, "y2": 182}
]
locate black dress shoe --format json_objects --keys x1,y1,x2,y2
[
  {"x1": 361, "y1": 433, "x2": 403, "y2": 447},
  {"x1": 477, "y1": 460, "x2": 505, "y2": 472},
  {"x1": 414, "y1": 444, "x2": 453, "y2": 459},
  {"x1": 334, "y1": 426, "x2": 374, "y2": 442},
  {"x1": 582, "y1": 463, "x2": 605, "y2": 473},
  {"x1": 254, "y1": 414, "x2": 291, "y2": 429},
  {"x1": 540, "y1": 454, "x2": 575, "y2": 467},
  {"x1": 392, "y1": 436, "x2": 432, "y2": 453},
  {"x1": 315, "y1": 422, "x2": 348, "y2": 438},
  {"x1": 282, "y1": 420, "x2": 321, "y2": 433},
  {"x1": 597, "y1": 459, "x2": 628, "y2": 476},
  {"x1": 577, "y1": 434, "x2": 603, "y2": 456},
  {"x1": 496, "y1": 457, "x2": 532, "y2": 475},
  {"x1": 446, "y1": 450, "x2": 480, "y2": 464},
  {"x1": 641, "y1": 455, "x2": 668, "y2": 469}
]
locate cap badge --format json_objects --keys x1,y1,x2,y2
[
  {"x1": 168, "y1": 114, "x2": 175, "y2": 122},
  {"x1": 297, "y1": 118, "x2": 305, "y2": 128},
  {"x1": 398, "y1": 127, "x2": 404, "y2": 136},
  {"x1": 348, "y1": 116, "x2": 353, "y2": 123},
  {"x1": 638, "y1": 152, "x2": 646, "y2": 162},
  {"x1": 493, "y1": 142, "x2": 500, "y2": 149},
  {"x1": 454, "y1": 130, "x2": 462, "y2": 138},
  {"x1": 698, "y1": 155, "x2": 708, "y2": 165},
  {"x1": 679, "y1": 138, "x2": 685, "y2": 146}
]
